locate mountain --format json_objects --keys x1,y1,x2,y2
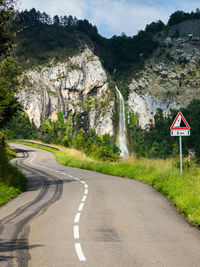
[{"x1": 10, "y1": 8, "x2": 200, "y2": 156}]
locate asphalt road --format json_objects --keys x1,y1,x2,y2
[{"x1": 1, "y1": 144, "x2": 200, "y2": 266}]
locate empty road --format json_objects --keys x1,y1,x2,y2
[{"x1": 1, "y1": 143, "x2": 200, "y2": 266}]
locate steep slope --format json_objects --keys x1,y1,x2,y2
[
  {"x1": 14, "y1": 9, "x2": 200, "y2": 137},
  {"x1": 127, "y1": 34, "x2": 200, "y2": 128},
  {"x1": 18, "y1": 47, "x2": 114, "y2": 135}
]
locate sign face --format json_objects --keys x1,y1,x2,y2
[
  {"x1": 170, "y1": 112, "x2": 190, "y2": 130},
  {"x1": 171, "y1": 130, "x2": 190, "y2": 136}
]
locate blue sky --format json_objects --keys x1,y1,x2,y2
[{"x1": 19, "y1": 0, "x2": 200, "y2": 38}]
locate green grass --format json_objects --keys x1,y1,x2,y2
[
  {"x1": 14, "y1": 141, "x2": 200, "y2": 226},
  {"x1": 0, "y1": 143, "x2": 27, "y2": 206}
]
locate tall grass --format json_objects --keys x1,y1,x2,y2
[{"x1": 16, "y1": 141, "x2": 200, "y2": 226}]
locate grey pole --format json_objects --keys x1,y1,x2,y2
[{"x1": 179, "y1": 136, "x2": 183, "y2": 174}]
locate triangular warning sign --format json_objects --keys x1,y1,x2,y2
[{"x1": 170, "y1": 112, "x2": 190, "y2": 130}]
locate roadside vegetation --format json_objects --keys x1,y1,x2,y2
[
  {"x1": 128, "y1": 99, "x2": 200, "y2": 160},
  {"x1": 0, "y1": 0, "x2": 27, "y2": 206},
  {"x1": 15, "y1": 141, "x2": 200, "y2": 226},
  {"x1": 0, "y1": 134, "x2": 26, "y2": 206},
  {"x1": 5, "y1": 111, "x2": 120, "y2": 162}
]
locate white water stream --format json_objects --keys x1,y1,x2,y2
[{"x1": 115, "y1": 86, "x2": 129, "y2": 158}]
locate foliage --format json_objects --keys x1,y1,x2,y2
[
  {"x1": 145, "y1": 20, "x2": 165, "y2": 34},
  {"x1": 12, "y1": 9, "x2": 159, "y2": 80},
  {"x1": 0, "y1": 132, "x2": 27, "y2": 206},
  {"x1": 4, "y1": 112, "x2": 37, "y2": 139},
  {"x1": 128, "y1": 100, "x2": 200, "y2": 160},
  {"x1": 0, "y1": 57, "x2": 22, "y2": 127},
  {"x1": 0, "y1": 0, "x2": 22, "y2": 128},
  {"x1": 168, "y1": 9, "x2": 200, "y2": 26},
  {"x1": 12, "y1": 8, "x2": 101, "y2": 69},
  {"x1": 5, "y1": 111, "x2": 119, "y2": 161},
  {"x1": 0, "y1": 0, "x2": 15, "y2": 56}
]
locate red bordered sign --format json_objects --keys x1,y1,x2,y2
[{"x1": 170, "y1": 112, "x2": 190, "y2": 130}]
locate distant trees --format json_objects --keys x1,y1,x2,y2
[
  {"x1": 168, "y1": 9, "x2": 200, "y2": 26},
  {"x1": 13, "y1": 8, "x2": 78, "y2": 29},
  {"x1": 145, "y1": 20, "x2": 165, "y2": 34}
]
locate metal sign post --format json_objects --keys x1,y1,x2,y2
[
  {"x1": 179, "y1": 136, "x2": 182, "y2": 174},
  {"x1": 170, "y1": 112, "x2": 190, "y2": 175}
]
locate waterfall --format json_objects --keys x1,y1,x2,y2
[{"x1": 115, "y1": 86, "x2": 129, "y2": 158}]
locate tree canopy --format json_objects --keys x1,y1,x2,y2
[
  {"x1": 0, "y1": 0, "x2": 22, "y2": 127},
  {"x1": 168, "y1": 9, "x2": 200, "y2": 26}
]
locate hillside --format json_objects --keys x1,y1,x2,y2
[{"x1": 5, "y1": 8, "x2": 200, "y2": 159}]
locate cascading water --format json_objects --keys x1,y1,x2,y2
[{"x1": 115, "y1": 86, "x2": 129, "y2": 158}]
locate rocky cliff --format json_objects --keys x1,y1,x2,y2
[
  {"x1": 127, "y1": 35, "x2": 200, "y2": 128},
  {"x1": 18, "y1": 47, "x2": 114, "y2": 135},
  {"x1": 169, "y1": 19, "x2": 200, "y2": 37},
  {"x1": 18, "y1": 33, "x2": 200, "y2": 134}
]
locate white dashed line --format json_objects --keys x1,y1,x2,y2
[
  {"x1": 74, "y1": 213, "x2": 81, "y2": 223},
  {"x1": 84, "y1": 189, "x2": 88, "y2": 195},
  {"x1": 82, "y1": 195, "x2": 87, "y2": 202},
  {"x1": 75, "y1": 243, "x2": 86, "y2": 261},
  {"x1": 78, "y1": 203, "x2": 84, "y2": 212},
  {"x1": 73, "y1": 225, "x2": 80, "y2": 239},
  {"x1": 27, "y1": 148, "x2": 88, "y2": 262}
]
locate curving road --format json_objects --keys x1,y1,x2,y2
[{"x1": 1, "y1": 144, "x2": 200, "y2": 266}]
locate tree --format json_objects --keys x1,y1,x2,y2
[
  {"x1": 74, "y1": 128, "x2": 87, "y2": 150},
  {"x1": 53, "y1": 15, "x2": 60, "y2": 26},
  {"x1": 0, "y1": 0, "x2": 15, "y2": 56},
  {"x1": 145, "y1": 20, "x2": 165, "y2": 34},
  {"x1": 0, "y1": 57, "x2": 22, "y2": 127}
]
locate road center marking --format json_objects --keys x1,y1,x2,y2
[
  {"x1": 26, "y1": 148, "x2": 88, "y2": 262},
  {"x1": 78, "y1": 203, "x2": 84, "y2": 212},
  {"x1": 82, "y1": 195, "x2": 87, "y2": 202},
  {"x1": 73, "y1": 226, "x2": 80, "y2": 239},
  {"x1": 84, "y1": 189, "x2": 88, "y2": 195},
  {"x1": 74, "y1": 213, "x2": 81, "y2": 223},
  {"x1": 75, "y1": 243, "x2": 86, "y2": 261}
]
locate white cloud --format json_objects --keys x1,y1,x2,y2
[{"x1": 87, "y1": 0, "x2": 171, "y2": 36}]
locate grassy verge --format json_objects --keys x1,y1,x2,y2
[
  {"x1": 15, "y1": 141, "x2": 200, "y2": 226},
  {"x1": 0, "y1": 146, "x2": 27, "y2": 206}
]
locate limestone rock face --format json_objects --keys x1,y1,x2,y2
[
  {"x1": 18, "y1": 47, "x2": 114, "y2": 135},
  {"x1": 127, "y1": 90, "x2": 179, "y2": 129},
  {"x1": 127, "y1": 35, "x2": 200, "y2": 128}
]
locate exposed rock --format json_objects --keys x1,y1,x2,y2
[
  {"x1": 127, "y1": 91, "x2": 179, "y2": 129},
  {"x1": 18, "y1": 47, "x2": 114, "y2": 135},
  {"x1": 169, "y1": 19, "x2": 200, "y2": 37},
  {"x1": 127, "y1": 35, "x2": 200, "y2": 128}
]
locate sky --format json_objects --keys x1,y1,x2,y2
[{"x1": 18, "y1": 0, "x2": 200, "y2": 38}]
